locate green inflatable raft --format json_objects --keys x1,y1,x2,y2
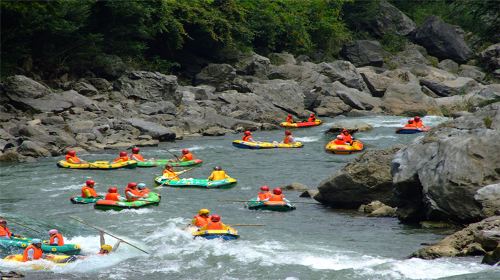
[
  {"x1": 154, "y1": 177, "x2": 237, "y2": 189},
  {"x1": 137, "y1": 159, "x2": 203, "y2": 168},
  {"x1": 94, "y1": 192, "x2": 161, "y2": 211},
  {"x1": 246, "y1": 198, "x2": 296, "y2": 212},
  {"x1": 70, "y1": 195, "x2": 104, "y2": 204},
  {"x1": 0, "y1": 237, "x2": 81, "y2": 255}
]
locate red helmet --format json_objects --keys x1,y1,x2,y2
[
  {"x1": 273, "y1": 188, "x2": 282, "y2": 195},
  {"x1": 287, "y1": 114, "x2": 292, "y2": 117},
  {"x1": 182, "y1": 149, "x2": 189, "y2": 154},
  {"x1": 342, "y1": 128, "x2": 348, "y2": 132},
  {"x1": 414, "y1": 116, "x2": 421, "y2": 121},
  {"x1": 310, "y1": 113, "x2": 315, "y2": 117},
  {"x1": 0, "y1": 220, "x2": 6, "y2": 224},
  {"x1": 336, "y1": 135, "x2": 344, "y2": 140},
  {"x1": 119, "y1": 151, "x2": 127, "y2": 157},
  {"x1": 127, "y1": 182, "x2": 137, "y2": 188},
  {"x1": 210, "y1": 215, "x2": 221, "y2": 222},
  {"x1": 408, "y1": 120, "x2": 414, "y2": 124},
  {"x1": 67, "y1": 150, "x2": 76, "y2": 156},
  {"x1": 86, "y1": 180, "x2": 95, "y2": 187},
  {"x1": 260, "y1": 185, "x2": 270, "y2": 191},
  {"x1": 132, "y1": 147, "x2": 140, "y2": 154},
  {"x1": 108, "y1": 187, "x2": 118, "y2": 193},
  {"x1": 285, "y1": 130, "x2": 292, "y2": 135},
  {"x1": 244, "y1": 130, "x2": 251, "y2": 136}
]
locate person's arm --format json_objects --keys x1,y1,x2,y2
[
  {"x1": 112, "y1": 241, "x2": 121, "y2": 252},
  {"x1": 126, "y1": 191, "x2": 140, "y2": 198},
  {"x1": 83, "y1": 189, "x2": 92, "y2": 197},
  {"x1": 27, "y1": 248, "x2": 34, "y2": 261},
  {"x1": 208, "y1": 172, "x2": 214, "y2": 181},
  {"x1": 100, "y1": 231, "x2": 105, "y2": 247}
]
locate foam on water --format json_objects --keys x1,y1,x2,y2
[
  {"x1": 294, "y1": 136, "x2": 321, "y2": 143},
  {"x1": 167, "y1": 145, "x2": 226, "y2": 152},
  {"x1": 358, "y1": 135, "x2": 398, "y2": 141},
  {"x1": 40, "y1": 183, "x2": 81, "y2": 192},
  {"x1": 95, "y1": 208, "x2": 156, "y2": 216}
]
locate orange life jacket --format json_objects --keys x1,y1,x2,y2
[
  {"x1": 125, "y1": 188, "x2": 143, "y2": 201},
  {"x1": 81, "y1": 186, "x2": 98, "y2": 198},
  {"x1": 342, "y1": 134, "x2": 353, "y2": 143},
  {"x1": 192, "y1": 215, "x2": 210, "y2": 227},
  {"x1": 65, "y1": 155, "x2": 81, "y2": 164},
  {"x1": 131, "y1": 154, "x2": 145, "y2": 162},
  {"x1": 307, "y1": 117, "x2": 316, "y2": 122},
  {"x1": 333, "y1": 139, "x2": 346, "y2": 145},
  {"x1": 22, "y1": 245, "x2": 43, "y2": 262},
  {"x1": 258, "y1": 192, "x2": 272, "y2": 201},
  {"x1": 269, "y1": 194, "x2": 284, "y2": 202},
  {"x1": 163, "y1": 169, "x2": 180, "y2": 180},
  {"x1": 404, "y1": 123, "x2": 417, "y2": 128},
  {"x1": 242, "y1": 135, "x2": 253, "y2": 142},
  {"x1": 49, "y1": 233, "x2": 64, "y2": 246},
  {"x1": 283, "y1": 135, "x2": 294, "y2": 144},
  {"x1": 105, "y1": 193, "x2": 121, "y2": 201},
  {"x1": 205, "y1": 221, "x2": 224, "y2": 230},
  {"x1": 414, "y1": 121, "x2": 424, "y2": 128},
  {"x1": 113, "y1": 156, "x2": 129, "y2": 163},
  {"x1": 286, "y1": 116, "x2": 293, "y2": 123},
  {"x1": 181, "y1": 153, "x2": 193, "y2": 161},
  {"x1": 0, "y1": 226, "x2": 12, "y2": 238}
]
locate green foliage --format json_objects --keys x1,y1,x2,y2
[
  {"x1": 483, "y1": 117, "x2": 492, "y2": 129},
  {"x1": 380, "y1": 33, "x2": 407, "y2": 53}
]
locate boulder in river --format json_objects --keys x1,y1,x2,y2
[{"x1": 325, "y1": 120, "x2": 373, "y2": 134}]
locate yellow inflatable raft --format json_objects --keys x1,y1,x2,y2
[
  {"x1": 57, "y1": 160, "x2": 137, "y2": 170},
  {"x1": 325, "y1": 140, "x2": 364, "y2": 154},
  {"x1": 280, "y1": 119, "x2": 322, "y2": 128},
  {"x1": 232, "y1": 140, "x2": 303, "y2": 149},
  {"x1": 4, "y1": 254, "x2": 76, "y2": 270}
]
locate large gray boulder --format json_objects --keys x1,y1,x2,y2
[
  {"x1": 314, "y1": 146, "x2": 401, "y2": 208},
  {"x1": 314, "y1": 61, "x2": 368, "y2": 91},
  {"x1": 411, "y1": 16, "x2": 472, "y2": 63},
  {"x1": 341, "y1": 40, "x2": 385, "y2": 67},
  {"x1": 475, "y1": 183, "x2": 500, "y2": 217},
  {"x1": 420, "y1": 77, "x2": 479, "y2": 97},
  {"x1": 3, "y1": 75, "x2": 51, "y2": 99},
  {"x1": 17, "y1": 140, "x2": 51, "y2": 157},
  {"x1": 115, "y1": 71, "x2": 180, "y2": 104},
  {"x1": 362, "y1": 0, "x2": 416, "y2": 37},
  {"x1": 235, "y1": 52, "x2": 270, "y2": 78},
  {"x1": 246, "y1": 79, "x2": 305, "y2": 115},
  {"x1": 381, "y1": 82, "x2": 441, "y2": 116},
  {"x1": 392, "y1": 104, "x2": 500, "y2": 223},
  {"x1": 479, "y1": 43, "x2": 500, "y2": 72},
  {"x1": 125, "y1": 118, "x2": 176, "y2": 141},
  {"x1": 268, "y1": 52, "x2": 296, "y2": 66},
  {"x1": 194, "y1": 64, "x2": 237, "y2": 91}
]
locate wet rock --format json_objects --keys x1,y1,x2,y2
[
  {"x1": 201, "y1": 126, "x2": 229, "y2": 136},
  {"x1": 476, "y1": 230, "x2": 500, "y2": 252},
  {"x1": 392, "y1": 104, "x2": 500, "y2": 223},
  {"x1": 194, "y1": 64, "x2": 236, "y2": 90},
  {"x1": 0, "y1": 271, "x2": 24, "y2": 279},
  {"x1": 0, "y1": 150, "x2": 25, "y2": 162},
  {"x1": 411, "y1": 216, "x2": 500, "y2": 259},
  {"x1": 325, "y1": 120, "x2": 373, "y2": 134},
  {"x1": 115, "y1": 71, "x2": 180, "y2": 104},
  {"x1": 474, "y1": 183, "x2": 500, "y2": 217},
  {"x1": 71, "y1": 81, "x2": 99, "y2": 96},
  {"x1": 365, "y1": 0, "x2": 416, "y2": 37},
  {"x1": 381, "y1": 82, "x2": 441, "y2": 116},
  {"x1": 282, "y1": 182, "x2": 310, "y2": 191},
  {"x1": 437, "y1": 59, "x2": 459, "y2": 73},
  {"x1": 17, "y1": 140, "x2": 51, "y2": 157},
  {"x1": 419, "y1": 221, "x2": 457, "y2": 229},
  {"x1": 300, "y1": 189, "x2": 319, "y2": 198},
  {"x1": 359, "y1": 201, "x2": 396, "y2": 217},
  {"x1": 125, "y1": 118, "x2": 175, "y2": 141},
  {"x1": 340, "y1": 40, "x2": 385, "y2": 67},
  {"x1": 314, "y1": 146, "x2": 401, "y2": 208},
  {"x1": 482, "y1": 246, "x2": 500, "y2": 265},
  {"x1": 268, "y1": 52, "x2": 296, "y2": 65},
  {"x1": 411, "y1": 16, "x2": 472, "y2": 63},
  {"x1": 479, "y1": 43, "x2": 500, "y2": 72}
]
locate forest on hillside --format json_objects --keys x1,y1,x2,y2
[{"x1": 1, "y1": 0, "x2": 498, "y2": 79}]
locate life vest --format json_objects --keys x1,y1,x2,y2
[
  {"x1": 242, "y1": 135, "x2": 253, "y2": 142},
  {"x1": 333, "y1": 139, "x2": 345, "y2": 145},
  {"x1": 49, "y1": 233, "x2": 64, "y2": 246},
  {"x1": 286, "y1": 116, "x2": 293, "y2": 123},
  {"x1": 192, "y1": 215, "x2": 210, "y2": 227},
  {"x1": 404, "y1": 123, "x2": 417, "y2": 128},
  {"x1": 181, "y1": 153, "x2": 193, "y2": 161},
  {"x1": 307, "y1": 117, "x2": 316, "y2": 122},
  {"x1": 81, "y1": 186, "x2": 98, "y2": 198},
  {"x1": 125, "y1": 188, "x2": 143, "y2": 201},
  {"x1": 113, "y1": 156, "x2": 129, "y2": 163},
  {"x1": 269, "y1": 194, "x2": 284, "y2": 202},
  {"x1": 65, "y1": 155, "x2": 81, "y2": 164},
  {"x1": 205, "y1": 221, "x2": 225, "y2": 230},
  {"x1": 0, "y1": 226, "x2": 12, "y2": 238},
  {"x1": 105, "y1": 193, "x2": 121, "y2": 201},
  {"x1": 131, "y1": 154, "x2": 145, "y2": 162},
  {"x1": 163, "y1": 170, "x2": 179, "y2": 180},
  {"x1": 139, "y1": 188, "x2": 150, "y2": 195},
  {"x1": 342, "y1": 134, "x2": 353, "y2": 143},
  {"x1": 283, "y1": 135, "x2": 294, "y2": 144},
  {"x1": 414, "y1": 121, "x2": 424, "y2": 128},
  {"x1": 258, "y1": 192, "x2": 272, "y2": 201},
  {"x1": 22, "y1": 245, "x2": 43, "y2": 262},
  {"x1": 208, "y1": 170, "x2": 227, "y2": 181}
]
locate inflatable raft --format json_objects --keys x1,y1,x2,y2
[
  {"x1": 137, "y1": 159, "x2": 203, "y2": 168},
  {"x1": 57, "y1": 160, "x2": 137, "y2": 170},
  {"x1": 4, "y1": 253, "x2": 76, "y2": 264},
  {"x1": 280, "y1": 119, "x2": 322, "y2": 128},
  {"x1": 0, "y1": 237, "x2": 81, "y2": 255},
  {"x1": 232, "y1": 140, "x2": 303, "y2": 149},
  {"x1": 325, "y1": 140, "x2": 364, "y2": 154},
  {"x1": 246, "y1": 198, "x2": 296, "y2": 212},
  {"x1": 192, "y1": 227, "x2": 239, "y2": 241},
  {"x1": 70, "y1": 195, "x2": 104, "y2": 204},
  {"x1": 94, "y1": 192, "x2": 161, "y2": 211},
  {"x1": 396, "y1": 127, "x2": 430, "y2": 134},
  {"x1": 154, "y1": 177, "x2": 237, "y2": 189}
]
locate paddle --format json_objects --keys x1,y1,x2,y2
[
  {"x1": 166, "y1": 150, "x2": 180, "y2": 162},
  {"x1": 157, "y1": 168, "x2": 196, "y2": 187},
  {"x1": 69, "y1": 216, "x2": 149, "y2": 254},
  {"x1": 6, "y1": 219, "x2": 42, "y2": 234},
  {"x1": 218, "y1": 199, "x2": 319, "y2": 204}
]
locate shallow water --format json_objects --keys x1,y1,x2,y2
[{"x1": 1, "y1": 116, "x2": 498, "y2": 279}]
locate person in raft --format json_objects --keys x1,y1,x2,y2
[
  {"x1": 105, "y1": 187, "x2": 123, "y2": 201},
  {"x1": 179, "y1": 149, "x2": 195, "y2": 161},
  {"x1": 268, "y1": 188, "x2": 290, "y2": 203},
  {"x1": 130, "y1": 147, "x2": 145, "y2": 162},
  {"x1": 257, "y1": 186, "x2": 272, "y2": 201},
  {"x1": 413, "y1": 116, "x2": 424, "y2": 128},
  {"x1": 98, "y1": 231, "x2": 121, "y2": 255},
  {"x1": 333, "y1": 135, "x2": 346, "y2": 145},
  {"x1": 285, "y1": 114, "x2": 294, "y2": 123},
  {"x1": 48, "y1": 229, "x2": 64, "y2": 246},
  {"x1": 22, "y1": 239, "x2": 43, "y2": 262},
  {"x1": 338, "y1": 129, "x2": 353, "y2": 145},
  {"x1": 208, "y1": 166, "x2": 230, "y2": 181},
  {"x1": 0, "y1": 220, "x2": 20, "y2": 239},
  {"x1": 137, "y1": 183, "x2": 150, "y2": 196},
  {"x1": 404, "y1": 119, "x2": 417, "y2": 128},
  {"x1": 113, "y1": 151, "x2": 130, "y2": 163},
  {"x1": 124, "y1": 182, "x2": 145, "y2": 202},
  {"x1": 307, "y1": 113, "x2": 316, "y2": 122},
  {"x1": 199, "y1": 215, "x2": 229, "y2": 231},
  {"x1": 162, "y1": 164, "x2": 180, "y2": 180},
  {"x1": 81, "y1": 179, "x2": 98, "y2": 198},
  {"x1": 242, "y1": 130, "x2": 255, "y2": 142},
  {"x1": 65, "y1": 150, "x2": 86, "y2": 164},
  {"x1": 192, "y1": 209, "x2": 211, "y2": 228},
  {"x1": 282, "y1": 130, "x2": 296, "y2": 144}
]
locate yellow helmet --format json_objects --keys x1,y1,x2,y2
[
  {"x1": 101, "y1": 244, "x2": 112, "y2": 252},
  {"x1": 198, "y1": 208, "x2": 210, "y2": 215}
]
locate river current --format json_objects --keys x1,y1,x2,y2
[{"x1": 1, "y1": 116, "x2": 499, "y2": 280}]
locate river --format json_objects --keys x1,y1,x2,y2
[{"x1": 1, "y1": 116, "x2": 499, "y2": 280}]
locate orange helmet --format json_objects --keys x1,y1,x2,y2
[
  {"x1": 273, "y1": 188, "x2": 282, "y2": 195},
  {"x1": 210, "y1": 215, "x2": 221, "y2": 222},
  {"x1": 86, "y1": 180, "x2": 95, "y2": 187}
]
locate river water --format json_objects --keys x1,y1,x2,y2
[{"x1": 1, "y1": 116, "x2": 499, "y2": 280}]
